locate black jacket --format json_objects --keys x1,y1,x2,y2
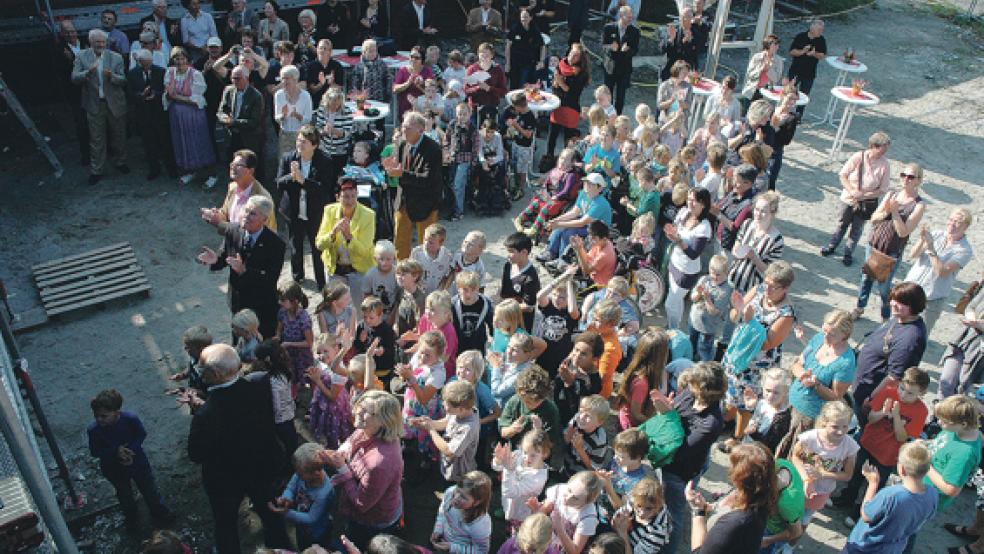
[
  {"x1": 275, "y1": 148, "x2": 335, "y2": 224},
  {"x1": 138, "y1": 14, "x2": 182, "y2": 50},
  {"x1": 602, "y1": 23, "x2": 640, "y2": 76},
  {"x1": 188, "y1": 377, "x2": 284, "y2": 493},
  {"x1": 126, "y1": 65, "x2": 167, "y2": 118},
  {"x1": 396, "y1": 135, "x2": 444, "y2": 221},
  {"x1": 397, "y1": 3, "x2": 433, "y2": 50},
  {"x1": 209, "y1": 225, "x2": 285, "y2": 319}
]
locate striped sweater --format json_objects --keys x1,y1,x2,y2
[
  {"x1": 313, "y1": 105, "x2": 354, "y2": 157},
  {"x1": 433, "y1": 485, "x2": 492, "y2": 554}
]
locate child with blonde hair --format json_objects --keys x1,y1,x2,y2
[
  {"x1": 449, "y1": 231, "x2": 487, "y2": 296},
  {"x1": 589, "y1": 85, "x2": 616, "y2": 123},
  {"x1": 407, "y1": 290, "x2": 459, "y2": 378},
  {"x1": 791, "y1": 400, "x2": 859, "y2": 528},
  {"x1": 231, "y1": 309, "x2": 262, "y2": 362},
  {"x1": 347, "y1": 352, "x2": 383, "y2": 409},
  {"x1": 564, "y1": 394, "x2": 612, "y2": 475},
  {"x1": 491, "y1": 299, "x2": 527, "y2": 353},
  {"x1": 493, "y1": 429, "x2": 551, "y2": 533},
  {"x1": 490, "y1": 333, "x2": 540, "y2": 407},
  {"x1": 498, "y1": 512, "x2": 554, "y2": 554},
  {"x1": 658, "y1": 110, "x2": 687, "y2": 157},
  {"x1": 410, "y1": 223, "x2": 454, "y2": 296},
  {"x1": 585, "y1": 105, "x2": 609, "y2": 145},
  {"x1": 649, "y1": 144, "x2": 672, "y2": 179},
  {"x1": 611, "y1": 476, "x2": 671, "y2": 554},
  {"x1": 924, "y1": 394, "x2": 982, "y2": 510},
  {"x1": 632, "y1": 103, "x2": 653, "y2": 141},
  {"x1": 410, "y1": 379, "x2": 480, "y2": 482},
  {"x1": 532, "y1": 470, "x2": 604, "y2": 554},
  {"x1": 397, "y1": 330, "x2": 448, "y2": 466},
  {"x1": 362, "y1": 240, "x2": 399, "y2": 320},
  {"x1": 688, "y1": 254, "x2": 733, "y2": 362},
  {"x1": 307, "y1": 332, "x2": 353, "y2": 448},
  {"x1": 456, "y1": 350, "x2": 499, "y2": 467}
]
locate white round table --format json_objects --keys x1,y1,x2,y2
[
  {"x1": 758, "y1": 86, "x2": 810, "y2": 106},
  {"x1": 508, "y1": 89, "x2": 561, "y2": 114},
  {"x1": 688, "y1": 78, "x2": 721, "y2": 135},
  {"x1": 828, "y1": 86, "x2": 880, "y2": 161},
  {"x1": 345, "y1": 99, "x2": 391, "y2": 124},
  {"x1": 821, "y1": 57, "x2": 869, "y2": 126}
]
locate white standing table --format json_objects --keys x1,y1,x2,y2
[
  {"x1": 688, "y1": 78, "x2": 721, "y2": 135},
  {"x1": 508, "y1": 90, "x2": 560, "y2": 179},
  {"x1": 828, "y1": 86, "x2": 880, "y2": 161},
  {"x1": 820, "y1": 57, "x2": 868, "y2": 127},
  {"x1": 758, "y1": 86, "x2": 810, "y2": 106}
]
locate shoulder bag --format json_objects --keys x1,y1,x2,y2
[
  {"x1": 955, "y1": 281, "x2": 983, "y2": 315},
  {"x1": 854, "y1": 151, "x2": 879, "y2": 220}
]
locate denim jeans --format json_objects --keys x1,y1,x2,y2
[
  {"x1": 690, "y1": 329, "x2": 716, "y2": 362},
  {"x1": 767, "y1": 148, "x2": 784, "y2": 191},
  {"x1": 856, "y1": 244, "x2": 901, "y2": 320},
  {"x1": 662, "y1": 471, "x2": 689, "y2": 554},
  {"x1": 451, "y1": 162, "x2": 470, "y2": 217},
  {"x1": 547, "y1": 226, "x2": 588, "y2": 258}
]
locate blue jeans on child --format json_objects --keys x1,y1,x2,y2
[
  {"x1": 451, "y1": 162, "x2": 470, "y2": 217},
  {"x1": 690, "y1": 329, "x2": 717, "y2": 362},
  {"x1": 547, "y1": 226, "x2": 588, "y2": 258},
  {"x1": 856, "y1": 244, "x2": 902, "y2": 320}
]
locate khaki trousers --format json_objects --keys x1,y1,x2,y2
[
  {"x1": 87, "y1": 99, "x2": 126, "y2": 175},
  {"x1": 394, "y1": 207, "x2": 437, "y2": 260}
]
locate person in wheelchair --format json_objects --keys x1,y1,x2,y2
[
  {"x1": 545, "y1": 220, "x2": 616, "y2": 286},
  {"x1": 341, "y1": 140, "x2": 389, "y2": 238}
]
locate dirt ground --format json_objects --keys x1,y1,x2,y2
[{"x1": 1, "y1": 0, "x2": 983, "y2": 551}]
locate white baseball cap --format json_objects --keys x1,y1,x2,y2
[
  {"x1": 206, "y1": 37, "x2": 223, "y2": 48},
  {"x1": 583, "y1": 173, "x2": 607, "y2": 188}
]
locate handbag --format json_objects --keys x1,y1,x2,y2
[
  {"x1": 853, "y1": 152, "x2": 879, "y2": 220},
  {"x1": 862, "y1": 247, "x2": 896, "y2": 283},
  {"x1": 955, "y1": 281, "x2": 982, "y2": 315}
]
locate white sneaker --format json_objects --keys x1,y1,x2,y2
[
  {"x1": 844, "y1": 516, "x2": 856, "y2": 527},
  {"x1": 179, "y1": 173, "x2": 193, "y2": 185},
  {"x1": 204, "y1": 176, "x2": 217, "y2": 190}
]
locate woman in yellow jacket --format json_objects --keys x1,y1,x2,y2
[{"x1": 315, "y1": 180, "x2": 377, "y2": 306}]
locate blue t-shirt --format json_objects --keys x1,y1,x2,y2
[
  {"x1": 283, "y1": 473, "x2": 335, "y2": 541},
  {"x1": 583, "y1": 143, "x2": 622, "y2": 173},
  {"x1": 668, "y1": 329, "x2": 693, "y2": 362},
  {"x1": 789, "y1": 332, "x2": 856, "y2": 419},
  {"x1": 574, "y1": 191, "x2": 613, "y2": 227},
  {"x1": 845, "y1": 484, "x2": 937, "y2": 554}
]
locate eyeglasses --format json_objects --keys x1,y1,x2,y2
[
  {"x1": 410, "y1": 54, "x2": 422, "y2": 59},
  {"x1": 900, "y1": 172, "x2": 919, "y2": 180},
  {"x1": 229, "y1": 162, "x2": 247, "y2": 168}
]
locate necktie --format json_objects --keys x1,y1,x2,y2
[{"x1": 145, "y1": 70, "x2": 151, "y2": 83}]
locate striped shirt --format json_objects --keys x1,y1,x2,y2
[
  {"x1": 313, "y1": 105, "x2": 354, "y2": 157},
  {"x1": 433, "y1": 485, "x2": 492, "y2": 554},
  {"x1": 563, "y1": 419, "x2": 611, "y2": 475},
  {"x1": 728, "y1": 219, "x2": 785, "y2": 294},
  {"x1": 621, "y1": 500, "x2": 671, "y2": 554}
]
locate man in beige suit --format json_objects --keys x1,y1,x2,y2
[
  {"x1": 71, "y1": 29, "x2": 129, "y2": 186},
  {"x1": 201, "y1": 149, "x2": 277, "y2": 234},
  {"x1": 466, "y1": 0, "x2": 503, "y2": 53}
]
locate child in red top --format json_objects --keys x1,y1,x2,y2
[{"x1": 833, "y1": 367, "x2": 930, "y2": 520}]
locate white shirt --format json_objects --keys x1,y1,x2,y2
[
  {"x1": 298, "y1": 158, "x2": 312, "y2": 220},
  {"x1": 669, "y1": 208, "x2": 712, "y2": 275},
  {"x1": 412, "y1": 2, "x2": 425, "y2": 28},
  {"x1": 96, "y1": 53, "x2": 105, "y2": 98},
  {"x1": 481, "y1": 8, "x2": 490, "y2": 24},
  {"x1": 157, "y1": 19, "x2": 171, "y2": 53}
]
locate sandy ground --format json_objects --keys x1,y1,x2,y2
[{"x1": 1, "y1": 0, "x2": 983, "y2": 551}]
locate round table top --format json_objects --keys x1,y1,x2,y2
[
  {"x1": 345, "y1": 99, "x2": 391, "y2": 122},
  {"x1": 689, "y1": 77, "x2": 721, "y2": 97},
  {"x1": 830, "y1": 86, "x2": 880, "y2": 106},
  {"x1": 759, "y1": 87, "x2": 810, "y2": 106},
  {"x1": 826, "y1": 56, "x2": 868, "y2": 73},
  {"x1": 509, "y1": 89, "x2": 561, "y2": 113}
]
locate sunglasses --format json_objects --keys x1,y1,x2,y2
[
  {"x1": 410, "y1": 55, "x2": 422, "y2": 60},
  {"x1": 900, "y1": 172, "x2": 919, "y2": 180}
]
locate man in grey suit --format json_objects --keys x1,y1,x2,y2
[{"x1": 72, "y1": 29, "x2": 130, "y2": 186}]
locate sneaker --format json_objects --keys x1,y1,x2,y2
[
  {"x1": 820, "y1": 245, "x2": 835, "y2": 257},
  {"x1": 842, "y1": 252, "x2": 853, "y2": 266},
  {"x1": 844, "y1": 516, "x2": 856, "y2": 527},
  {"x1": 204, "y1": 176, "x2": 218, "y2": 190},
  {"x1": 450, "y1": 214, "x2": 463, "y2": 222},
  {"x1": 179, "y1": 173, "x2": 194, "y2": 185}
]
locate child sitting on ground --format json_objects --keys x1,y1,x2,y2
[
  {"x1": 411, "y1": 223, "x2": 454, "y2": 297},
  {"x1": 410, "y1": 379, "x2": 480, "y2": 483},
  {"x1": 432, "y1": 471, "x2": 493, "y2": 553},
  {"x1": 88, "y1": 389, "x2": 174, "y2": 523},
  {"x1": 269, "y1": 442, "x2": 335, "y2": 549},
  {"x1": 492, "y1": 429, "x2": 551, "y2": 533},
  {"x1": 564, "y1": 394, "x2": 612, "y2": 476}
]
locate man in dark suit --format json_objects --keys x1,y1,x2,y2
[
  {"x1": 139, "y1": 0, "x2": 181, "y2": 55},
  {"x1": 127, "y1": 49, "x2": 177, "y2": 180},
  {"x1": 399, "y1": 0, "x2": 438, "y2": 50},
  {"x1": 198, "y1": 195, "x2": 285, "y2": 339},
  {"x1": 318, "y1": 0, "x2": 352, "y2": 53},
  {"x1": 275, "y1": 125, "x2": 333, "y2": 290},
  {"x1": 187, "y1": 344, "x2": 290, "y2": 553},
  {"x1": 602, "y1": 6, "x2": 640, "y2": 114},
  {"x1": 386, "y1": 111, "x2": 443, "y2": 259},
  {"x1": 218, "y1": 66, "x2": 265, "y2": 178}
]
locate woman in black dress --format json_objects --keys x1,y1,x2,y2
[{"x1": 544, "y1": 42, "x2": 590, "y2": 164}]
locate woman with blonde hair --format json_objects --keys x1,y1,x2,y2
[
  {"x1": 313, "y1": 87, "x2": 354, "y2": 187},
  {"x1": 729, "y1": 190, "x2": 784, "y2": 295},
  {"x1": 163, "y1": 46, "x2": 214, "y2": 184}
]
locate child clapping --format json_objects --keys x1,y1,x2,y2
[
  {"x1": 492, "y1": 429, "x2": 551, "y2": 533},
  {"x1": 269, "y1": 443, "x2": 334, "y2": 549}
]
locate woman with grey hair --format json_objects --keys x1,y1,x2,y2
[
  {"x1": 321, "y1": 390, "x2": 404, "y2": 548},
  {"x1": 727, "y1": 98, "x2": 775, "y2": 166},
  {"x1": 351, "y1": 39, "x2": 391, "y2": 103},
  {"x1": 273, "y1": 64, "x2": 312, "y2": 155},
  {"x1": 904, "y1": 208, "x2": 973, "y2": 334},
  {"x1": 295, "y1": 9, "x2": 318, "y2": 63},
  {"x1": 314, "y1": 87, "x2": 354, "y2": 187},
  {"x1": 164, "y1": 46, "x2": 215, "y2": 184}
]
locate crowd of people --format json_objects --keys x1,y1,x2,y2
[{"x1": 64, "y1": 2, "x2": 984, "y2": 554}]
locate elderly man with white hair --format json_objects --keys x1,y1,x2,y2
[
  {"x1": 198, "y1": 193, "x2": 285, "y2": 338},
  {"x1": 71, "y1": 28, "x2": 129, "y2": 186},
  {"x1": 139, "y1": 0, "x2": 181, "y2": 54},
  {"x1": 187, "y1": 343, "x2": 291, "y2": 552},
  {"x1": 126, "y1": 48, "x2": 177, "y2": 180}
]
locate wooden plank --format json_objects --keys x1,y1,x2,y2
[
  {"x1": 35, "y1": 255, "x2": 138, "y2": 288},
  {"x1": 10, "y1": 307, "x2": 48, "y2": 333},
  {"x1": 33, "y1": 246, "x2": 134, "y2": 278},
  {"x1": 31, "y1": 243, "x2": 131, "y2": 271},
  {"x1": 44, "y1": 278, "x2": 149, "y2": 310},
  {"x1": 45, "y1": 282, "x2": 152, "y2": 316},
  {"x1": 40, "y1": 268, "x2": 146, "y2": 302}
]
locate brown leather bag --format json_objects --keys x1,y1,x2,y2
[
  {"x1": 955, "y1": 281, "x2": 982, "y2": 314},
  {"x1": 862, "y1": 247, "x2": 896, "y2": 283}
]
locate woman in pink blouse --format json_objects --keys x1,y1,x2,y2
[
  {"x1": 393, "y1": 46, "x2": 433, "y2": 118},
  {"x1": 463, "y1": 42, "x2": 508, "y2": 125},
  {"x1": 323, "y1": 390, "x2": 405, "y2": 548}
]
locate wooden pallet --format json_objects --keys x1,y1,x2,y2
[{"x1": 32, "y1": 243, "x2": 151, "y2": 317}]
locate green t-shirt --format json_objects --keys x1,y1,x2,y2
[
  {"x1": 924, "y1": 429, "x2": 982, "y2": 509},
  {"x1": 636, "y1": 189, "x2": 661, "y2": 220},
  {"x1": 767, "y1": 458, "x2": 805, "y2": 534},
  {"x1": 498, "y1": 395, "x2": 562, "y2": 449},
  {"x1": 380, "y1": 144, "x2": 399, "y2": 189}
]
